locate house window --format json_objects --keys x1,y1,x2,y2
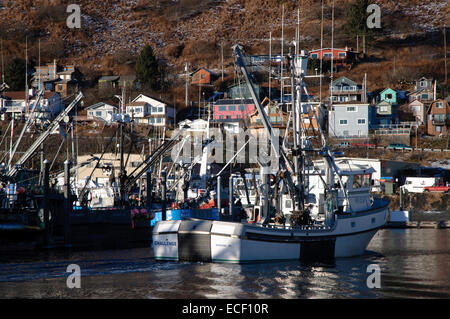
[
  {"x1": 435, "y1": 126, "x2": 442, "y2": 132},
  {"x1": 238, "y1": 105, "x2": 245, "y2": 111},
  {"x1": 339, "y1": 119, "x2": 348, "y2": 125},
  {"x1": 386, "y1": 94, "x2": 393, "y2": 100},
  {"x1": 88, "y1": 111, "x2": 93, "y2": 115},
  {"x1": 156, "y1": 118, "x2": 162, "y2": 123},
  {"x1": 346, "y1": 106, "x2": 357, "y2": 112},
  {"x1": 96, "y1": 111, "x2": 102, "y2": 116},
  {"x1": 218, "y1": 106, "x2": 226, "y2": 111},
  {"x1": 324, "y1": 53, "x2": 332, "y2": 57},
  {"x1": 421, "y1": 94, "x2": 428, "y2": 100},
  {"x1": 228, "y1": 105, "x2": 236, "y2": 111},
  {"x1": 157, "y1": 107, "x2": 163, "y2": 112},
  {"x1": 436, "y1": 102, "x2": 443, "y2": 108},
  {"x1": 357, "y1": 119, "x2": 366, "y2": 125},
  {"x1": 201, "y1": 74, "x2": 205, "y2": 79},
  {"x1": 420, "y1": 81, "x2": 426, "y2": 87},
  {"x1": 131, "y1": 162, "x2": 142, "y2": 167},
  {"x1": 380, "y1": 106, "x2": 388, "y2": 112},
  {"x1": 338, "y1": 52, "x2": 346, "y2": 58},
  {"x1": 311, "y1": 53, "x2": 318, "y2": 59}
]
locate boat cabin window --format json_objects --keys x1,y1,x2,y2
[
  {"x1": 284, "y1": 199, "x2": 292, "y2": 209},
  {"x1": 352, "y1": 174, "x2": 371, "y2": 189}
]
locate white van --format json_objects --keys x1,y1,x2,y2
[{"x1": 403, "y1": 177, "x2": 441, "y2": 193}]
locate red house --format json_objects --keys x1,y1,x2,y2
[
  {"x1": 191, "y1": 68, "x2": 218, "y2": 86},
  {"x1": 426, "y1": 99, "x2": 450, "y2": 136},
  {"x1": 308, "y1": 47, "x2": 357, "y2": 70},
  {"x1": 213, "y1": 99, "x2": 255, "y2": 122}
]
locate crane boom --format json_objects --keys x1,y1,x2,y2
[
  {"x1": 232, "y1": 44, "x2": 301, "y2": 208},
  {"x1": 7, "y1": 92, "x2": 84, "y2": 177}
]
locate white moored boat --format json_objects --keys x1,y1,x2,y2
[{"x1": 152, "y1": 44, "x2": 389, "y2": 263}]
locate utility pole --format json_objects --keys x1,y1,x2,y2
[
  {"x1": 356, "y1": 35, "x2": 359, "y2": 52},
  {"x1": 444, "y1": 24, "x2": 447, "y2": 86},
  {"x1": 184, "y1": 62, "x2": 189, "y2": 107},
  {"x1": 221, "y1": 42, "x2": 224, "y2": 81}
]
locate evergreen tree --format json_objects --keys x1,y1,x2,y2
[
  {"x1": 135, "y1": 44, "x2": 160, "y2": 91},
  {"x1": 345, "y1": 0, "x2": 373, "y2": 37},
  {"x1": 5, "y1": 58, "x2": 27, "y2": 91}
]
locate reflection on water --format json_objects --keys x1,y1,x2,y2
[{"x1": 0, "y1": 229, "x2": 449, "y2": 298}]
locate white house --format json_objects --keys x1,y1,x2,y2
[
  {"x1": 128, "y1": 94, "x2": 176, "y2": 127},
  {"x1": 86, "y1": 102, "x2": 118, "y2": 122},
  {"x1": 0, "y1": 90, "x2": 63, "y2": 121}
]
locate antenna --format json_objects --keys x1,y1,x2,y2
[
  {"x1": 25, "y1": 36, "x2": 28, "y2": 112},
  {"x1": 281, "y1": 4, "x2": 284, "y2": 103},
  {"x1": 269, "y1": 31, "x2": 272, "y2": 100},
  {"x1": 38, "y1": 38, "x2": 41, "y2": 91},
  {"x1": 331, "y1": 0, "x2": 334, "y2": 83},
  {"x1": 1, "y1": 38, "x2": 4, "y2": 84},
  {"x1": 319, "y1": 0, "x2": 324, "y2": 103}
]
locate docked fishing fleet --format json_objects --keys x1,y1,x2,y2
[{"x1": 152, "y1": 44, "x2": 389, "y2": 263}]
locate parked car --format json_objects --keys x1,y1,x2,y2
[
  {"x1": 387, "y1": 143, "x2": 413, "y2": 151},
  {"x1": 423, "y1": 183, "x2": 450, "y2": 193},
  {"x1": 351, "y1": 142, "x2": 375, "y2": 149},
  {"x1": 333, "y1": 142, "x2": 350, "y2": 149}
]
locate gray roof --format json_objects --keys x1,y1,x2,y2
[
  {"x1": 85, "y1": 102, "x2": 118, "y2": 110},
  {"x1": 98, "y1": 76, "x2": 120, "y2": 81}
]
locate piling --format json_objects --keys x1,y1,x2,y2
[
  {"x1": 161, "y1": 170, "x2": 167, "y2": 221},
  {"x1": 229, "y1": 174, "x2": 233, "y2": 217},
  {"x1": 217, "y1": 175, "x2": 221, "y2": 212},
  {"x1": 43, "y1": 159, "x2": 50, "y2": 246},
  {"x1": 64, "y1": 160, "x2": 72, "y2": 246},
  {"x1": 146, "y1": 169, "x2": 152, "y2": 210}
]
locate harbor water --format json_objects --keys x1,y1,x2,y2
[{"x1": 0, "y1": 228, "x2": 449, "y2": 298}]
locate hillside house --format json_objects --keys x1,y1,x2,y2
[
  {"x1": 213, "y1": 99, "x2": 255, "y2": 123},
  {"x1": 127, "y1": 94, "x2": 175, "y2": 127},
  {"x1": 375, "y1": 100, "x2": 398, "y2": 125},
  {"x1": 247, "y1": 98, "x2": 288, "y2": 134},
  {"x1": 32, "y1": 62, "x2": 82, "y2": 98},
  {"x1": 98, "y1": 76, "x2": 120, "y2": 90},
  {"x1": 86, "y1": 102, "x2": 118, "y2": 122},
  {"x1": 308, "y1": 47, "x2": 358, "y2": 70},
  {"x1": 407, "y1": 99, "x2": 427, "y2": 124},
  {"x1": 408, "y1": 77, "x2": 435, "y2": 103},
  {"x1": 191, "y1": 68, "x2": 219, "y2": 86},
  {"x1": 0, "y1": 90, "x2": 62, "y2": 121},
  {"x1": 301, "y1": 105, "x2": 326, "y2": 132},
  {"x1": 329, "y1": 76, "x2": 365, "y2": 103},
  {"x1": 380, "y1": 88, "x2": 398, "y2": 105},
  {"x1": 426, "y1": 100, "x2": 450, "y2": 137},
  {"x1": 328, "y1": 102, "x2": 371, "y2": 138}
]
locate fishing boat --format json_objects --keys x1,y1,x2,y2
[{"x1": 152, "y1": 44, "x2": 389, "y2": 263}]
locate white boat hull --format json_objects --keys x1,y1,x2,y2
[{"x1": 153, "y1": 200, "x2": 389, "y2": 263}]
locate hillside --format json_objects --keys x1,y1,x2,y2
[{"x1": 0, "y1": 0, "x2": 448, "y2": 103}]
